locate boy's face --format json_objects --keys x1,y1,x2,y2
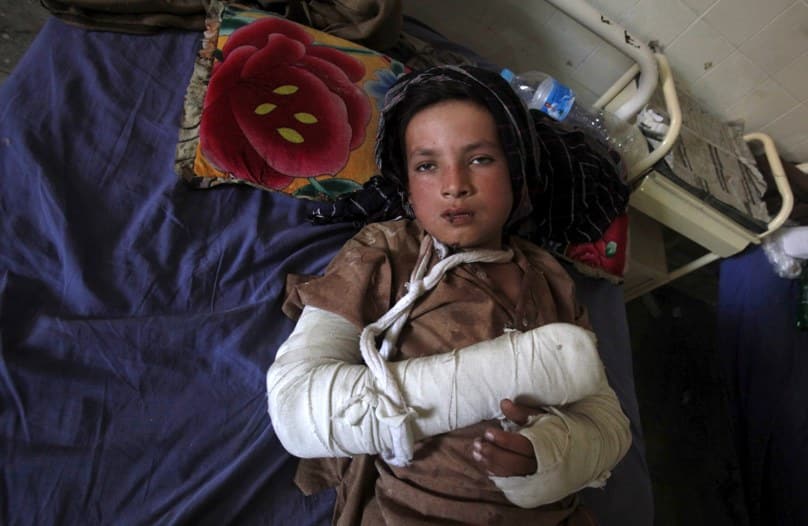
[{"x1": 404, "y1": 100, "x2": 513, "y2": 251}]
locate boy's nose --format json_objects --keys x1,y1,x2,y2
[{"x1": 441, "y1": 166, "x2": 471, "y2": 198}]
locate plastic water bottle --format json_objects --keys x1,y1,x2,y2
[{"x1": 501, "y1": 68, "x2": 642, "y2": 162}]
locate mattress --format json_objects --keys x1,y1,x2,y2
[{"x1": 0, "y1": 16, "x2": 652, "y2": 525}]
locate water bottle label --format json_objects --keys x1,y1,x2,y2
[{"x1": 537, "y1": 79, "x2": 575, "y2": 121}]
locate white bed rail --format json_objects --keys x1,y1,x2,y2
[
  {"x1": 745, "y1": 132, "x2": 794, "y2": 237},
  {"x1": 624, "y1": 132, "x2": 794, "y2": 301},
  {"x1": 546, "y1": 0, "x2": 657, "y2": 121},
  {"x1": 545, "y1": 0, "x2": 795, "y2": 301},
  {"x1": 626, "y1": 53, "x2": 682, "y2": 182}
]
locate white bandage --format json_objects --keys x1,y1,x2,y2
[
  {"x1": 267, "y1": 306, "x2": 605, "y2": 460},
  {"x1": 490, "y1": 381, "x2": 632, "y2": 508}
]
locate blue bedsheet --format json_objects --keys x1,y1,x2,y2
[
  {"x1": 0, "y1": 18, "x2": 652, "y2": 525},
  {"x1": 718, "y1": 246, "x2": 808, "y2": 525}
]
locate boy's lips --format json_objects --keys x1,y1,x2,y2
[{"x1": 441, "y1": 208, "x2": 474, "y2": 224}]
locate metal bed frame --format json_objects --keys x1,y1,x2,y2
[{"x1": 549, "y1": 0, "x2": 794, "y2": 302}]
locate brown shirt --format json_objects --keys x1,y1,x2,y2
[{"x1": 285, "y1": 219, "x2": 594, "y2": 525}]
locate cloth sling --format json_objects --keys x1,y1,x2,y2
[{"x1": 347, "y1": 234, "x2": 513, "y2": 465}]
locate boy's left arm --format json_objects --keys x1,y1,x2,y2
[{"x1": 477, "y1": 378, "x2": 632, "y2": 508}]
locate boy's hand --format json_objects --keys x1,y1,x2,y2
[{"x1": 471, "y1": 399, "x2": 542, "y2": 477}]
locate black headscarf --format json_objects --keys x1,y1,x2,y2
[
  {"x1": 312, "y1": 65, "x2": 629, "y2": 246},
  {"x1": 374, "y1": 64, "x2": 540, "y2": 231}
]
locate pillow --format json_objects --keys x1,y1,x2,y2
[
  {"x1": 175, "y1": 3, "x2": 407, "y2": 200},
  {"x1": 560, "y1": 213, "x2": 629, "y2": 283}
]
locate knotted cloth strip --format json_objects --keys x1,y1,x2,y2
[{"x1": 348, "y1": 235, "x2": 513, "y2": 465}]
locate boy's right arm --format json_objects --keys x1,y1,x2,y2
[{"x1": 266, "y1": 305, "x2": 605, "y2": 459}]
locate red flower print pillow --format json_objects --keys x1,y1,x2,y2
[
  {"x1": 562, "y1": 213, "x2": 628, "y2": 283},
  {"x1": 175, "y1": 5, "x2": 407, "y2": 200}
]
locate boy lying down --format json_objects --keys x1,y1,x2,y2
[{"x1": 267, "y1": 65, "x2": 631, "y2": 525}]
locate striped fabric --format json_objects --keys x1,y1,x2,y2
[{"x1": 529, "y1": 112, "x2": 630, "y2": 245}]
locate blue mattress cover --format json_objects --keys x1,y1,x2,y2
[
  {"x1": 0, "y1": 18, "x2": 651, "y2": 525},
  {"x1": 718, "y1": 247, "x2": 808, "y2": 524}
]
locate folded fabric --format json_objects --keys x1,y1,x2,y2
[
  {"x1": 40, "y1": 0, "x2": 211, "y2": 33},
  {"x1": 285, "y1": 0, "x2": 403, "y2": 51}
]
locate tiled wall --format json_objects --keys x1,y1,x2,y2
[{"x1": 404, "y1": 0, "x2": 808, "y2": 163}]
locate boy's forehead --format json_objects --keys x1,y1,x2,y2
[
  {"x1": 405, "y1": 100, "x2": 499, "y2": 141},
  {"x1": 403, "y1": 104, "x2": 505, "y2": 168}
]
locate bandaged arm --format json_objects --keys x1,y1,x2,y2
[
  {"x1": 267, "y1": 305, "x2": 606, "y2": 459},
  {"x1": 490, "y1": 379, "x2": 632, "y2": 508}
]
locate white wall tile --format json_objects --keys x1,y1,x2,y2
[
  {"x1": 702, "y1": 0, "x2": 794, "y2": 46},
  {"x1": 539, "y1": 9, "x2": 609, "y2": 69},
  {"x1": 489, "y1": 31, "x2": 535, "y2": 72},
  {"x1": 400, "y1": 0, "x2": 808, "y2": 166},
  {"x1": 486, "y1": 3, "x2": 584, "y2": 75},
  {"x1": 781, "y1": 137, "x2": 808, "y2": 163},
  {"x1": 666, "y1": 19, "x2": 734, "y2": 86},
  {"x1": 680, "y1": 0, "x2": 719, "y2": 16},
  {"x1": 723, "y1": 79, "x2": 799, "y2": 131},
  {"x1": 491, "y1": 0, "x2": 559, "y2": 28},
  {"x1": 569, "y1": 43, "x2": 635, "y2": 97},
  {"x1": 495, "y1": 30, "x2": 562, "y2": 75},
  {"x1": 585, "y1": 0, "x2": 642, "y2": 22},
  {"x1": 479, "y1": 0, "x2": 559, "y2": 55},
  {"x1": 692, "y1": 51, "x2": 769, "y2": 112},
  {"x1": 409, "y1": 0, "x2": 570, "y2": 74},
  {"x1": 402, "y1": 0, "x2": 515, "y2": 67},
  {"x1": 621, "y1": 0, "x2": 698, "y2": 46},
  {"x1": 774, "y1": 51, "x2": 808, "y2": 103},
  {"x1": 739, "y1": 2, "x2": 808, "y2": 76},
  {"x1": 402, "y1": 0, "x2": 472, "y2": 40},
  {"x1": 762, "y1": 103, "x2": 808, "y2": 163},
  {"x1": 558, "y1": 76, "x2": 603, "y2": 109}
]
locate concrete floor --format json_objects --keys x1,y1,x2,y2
[
  {"x1": 629, "y1": 280, "x2": 748, "y2": 525},
  {"x1": 0, "y1": 2, "x2": 748, "y2": 524},
  {"x1": 0, "y1": 1, "x2": 48, "y2": 85}
]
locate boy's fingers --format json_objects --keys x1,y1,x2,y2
[
  {"x1": 472, "y1": 435, "x2": 537, "y2": 477},
  {"x1": 483, "y1": 427, "x2": 534, "y2": 456},
  {"x1": 500, "y1": 398, "x2": 540, "y2": 425}
]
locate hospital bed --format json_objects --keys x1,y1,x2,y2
[{"x1": 0, "y1": 1, "x2": 669, "y2": 524}]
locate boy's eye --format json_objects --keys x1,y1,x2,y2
[
  {"x1": 470, "y1": 155, "x2": 494, "y2": 165},
  {"x1": 414, "y1": 162, "x2": 436, "y2": 172}
]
